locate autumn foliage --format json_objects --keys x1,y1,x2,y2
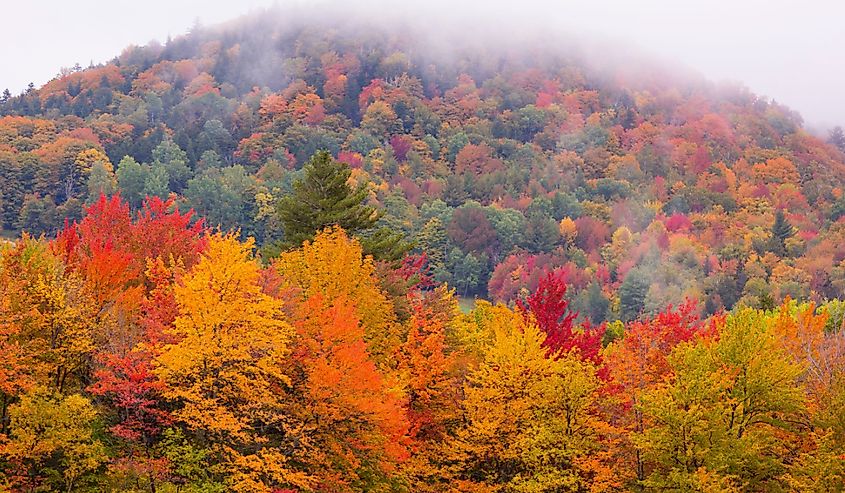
[
  {"x1": 0, "y1": 194, "x2": 842, "y2": 491},
  {"x1": 1, "y1": 7, "x2": 845, "y2": 491}
]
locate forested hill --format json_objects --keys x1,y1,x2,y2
[
  {"x1": 4, "y1": 7, "x2": 845, "y2": 492},
  {"x1": 2, "y1": 7, "x2": 845, "y2": 320}
]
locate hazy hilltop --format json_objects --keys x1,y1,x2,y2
[
  {"x1": 2, "y1": 5, "x2": 845, "y2": 317},
  {"x1": 3, "y1": 5, "x2": 845, "y2": 493}
]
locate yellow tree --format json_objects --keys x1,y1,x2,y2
[
  {"x1": 447, "y1": 303, "x2": 614, "y2": 492},
  {"x1": 154, "y1": 234, "x2": 309, "y2": 492},
  {"x1": 0, "y1": 236, "x2": 96, "y2": 396},
  {"x1": 274, "y1": 226, "x2": 400, "y2": 366},
  {"x1": 636, "y1": 308, "x2": 806, "y2": 491},
  {"x1": 1, "y1": 387, "x2": 106, "y2": 492},
  {"x1": 559, "y1": 217, "x2": 578, "y2": 248}
]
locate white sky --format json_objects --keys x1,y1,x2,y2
[{"x1": 1, "y1": 0, "x2": 843, "y2": 129}]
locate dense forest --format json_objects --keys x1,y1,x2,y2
[{"x1": 1, "y1": 6, "x2": 845, "y2": 492}]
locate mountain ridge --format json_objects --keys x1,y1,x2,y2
[{"x1": 1, "y1": 6, "x2": 844, "y2": 317}]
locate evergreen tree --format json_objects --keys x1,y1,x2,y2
[
  {"x1": 276, "y1": 150, "x2": 378, "y2": 245},
  {"x1": 585, "y1": 281, "x2": 610, "y2": 324},
  {"x1": 151, "y1": 138, "x2": 191, "y2": 192},
  {"x1": 0, "y1": 152, "x2": 24, "y2": 229},
  {"x1": 769, "y1": 209, "x2": 795, "y2": 257},
  {"x1": 619, "y1": 268, "x2": 650, "y2": 322},
  {"x1": 829, "y1": 126, "x2": 845, "y2": 152},
  {"x1": 275, "y1": 150, "x2": 409, "y2": 260}
]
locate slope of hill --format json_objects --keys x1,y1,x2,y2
[
  {"x1": 3, "y1": 7, "x2": 845, "y2": 492},
  {"x1": 2, "y1": 7, "x2": 845, "y2": 321}
]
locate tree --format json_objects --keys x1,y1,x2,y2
[
  {"x1": 447, "y1": 304, "x2": 614, "y2": 491},
  {"x1": 446, "y1": 247, "x2": 484, "y2": 297},
  {"x1": 769, "y1": 209, "x2": 795, "y2": 257},
  {"x1": 619, "y1": 268, "x2": 650, "y2": 321},
  {"x1": 116, "y1": 156, "x2": 149, "y2": 209},
  {"x1": 584, "y1": 281, "x2": 609, "y2": 324},
  {"x1": 447, "y1": 203, "x2": 497, "y2": 254},
  {"x1": 88, "y1": 349, "x2": 172, "y2": 487},
  {"x1": 636, "y1": 308, "x2": 805, "y2": 490},
  {"x1": 184, "y1": 166, "x2": 254, "y2": 234},
  {"x1": 154, "y1": 234, "x2": 309, "y2": 492},
  {"x1": 291, "y1": 296, "x2": 408, "y2": 491},
  {"x1": 361, "y1": 101, "x2": 402, "y2": 138},
  {"x1": 1, "y1": 387, "x2": 106, "y2": 492},
  {"x1": 415, "y1": 217, "x2": 448, "y2": 278},
  {"x1": 828, "y1": 126, "x2": 845, "y2": 152},
  {"x1": 523, "y1": 213, "x2": 561, "y2": 253},
  {"x1": 0, "y1": 236, "x2": 97, "y2": 394},
  {"x1": 86, "y1": 160, "x2": 117, "y2": 204},
  {"x1": 275, "y1": 150, "x2": 378, "y2": 248},
  {"x1": 519, "y1": 270, "x2": 605, "y2": 372},
  {"x1": 151, "y1": 137, "x2": 191, "y2": 192},
  {"x1": 143, "y1": 164, "x2": 170, "y2": 200},
  {"x1": 274, "y1": 226, "x2": 399, "y2": 366},
  {"x1": 604, "y1": 301, "x2": 710, "y2": 484},
  {"x1": 16, "y1": 194, "x2": 60, "y2": 236},
  {"x1": 275, "y1": 150, "x2": 409, "y2": 261},
  {"x1": 488, "y1": 208, "x2": 526, "y2": 256},
  {"x1": 397, "y1": 287, "x2": 460, "y2": 490},
  {"x1": 0, "y1": 151, "x2": 24, "y2": 229}
]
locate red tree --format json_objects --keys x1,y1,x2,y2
[{"x1": 518, "y1": 271, "x2": 606, "y2": 375}]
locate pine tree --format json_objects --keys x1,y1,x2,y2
[
  {"x1": 828, "y1": 126, "x2": 845, "y2": 152},
  {"x1": 276, "y1": 151, "x2": 378, "y2": 247},
  {"x1": 770, "y1": 209, "x2": 795, "y2": 257},
  {"x1": 619, "y1": 269, "x2": 650, "y2": 322},
  {"x1": 275, "y1": 150, "x2": 409, "y2": 260}
]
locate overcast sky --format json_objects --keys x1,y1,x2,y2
[{"x1": 1, "y1": 0, "x2": 843, "y2": 130}]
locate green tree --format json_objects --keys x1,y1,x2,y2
[
  {"x1": 17, "y1": 194, "x2": 59, "y2": 236},
  {"x1": 619, "y1": 268, "x2": 650, "y2": 322},
  {"x1": 447, "y1": 247, "x2": 484, "y2": 296},
  {"x1": 523, "y1": 213, "x2": 560, "y2": 253},
  {"x1": 86, "y1": 161, "x2": 117, "y2": 204},
  {"x1": 115, "y1": 156, "x2": 149, "y2": 209},
  {"x1": 276, "y1": 150, "x2": 377, "y2": 246},
  {"x1": 184, "y1": 166, "x2": 254, "y2": 234},
  {"x1": 585, "y1": 281, "x2": 609, "y2": 324},
  {"x1": 769, "y1": 209, "x2": 795, "y2": 257},
  {"x1": 197, "y1": 149, "x2": 224, "y2": 171},
  {"x1": 0, "y1": 151, "x2": 24, "y2": 229},
  {"x1": 636, "y1": 308, "x2": 805, "y2": 491},
  {"x1": 152, "y1": 137, "x2": 191, "y2": 192},
  {"x1": 275, "y1": 150, "x2": 409, "y2": 260},
  {"x1": 143, "y1": 164, "x2": 170, "y2": 201},
  {"x1": 488, "y1": 208, "x2": 526, "y2": 256},
  {"x1": 416, "y1": 216, "x2": 449, "y2": 278}
]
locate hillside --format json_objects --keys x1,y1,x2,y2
[
  {"x1": 2, "y1": 7, "x2": 845, "y2": 322},
  {"x1": 3, "y1": 7, "x2": 845, "y2": 492}
]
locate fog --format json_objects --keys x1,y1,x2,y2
[{"x1": 1, "y1": 0, "x2": 843, "y2": 130}]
